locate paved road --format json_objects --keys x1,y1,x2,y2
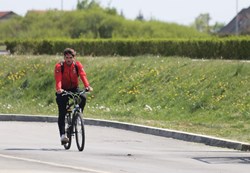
[
  {"x1": 0, "y1": 50, "x2": 9, "y2": 55},
  {"x1": 0, "y1": 121, "x2": 249, "y2": 173}
]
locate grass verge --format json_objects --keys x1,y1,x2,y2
[{"x1": 0, "y1": 55, "x2": 249, "y2": 143}]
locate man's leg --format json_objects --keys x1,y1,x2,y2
[
  {"x1": 79, "y1": 94, "x2": 86, "y2": 113},
  {"x1": 56, "y1": 93, "x2": 68, "y2": 136}
]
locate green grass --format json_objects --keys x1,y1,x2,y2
[
  {"x1": 0, "y1": 55, "x2": 250, "y2": 143},
  {"x1": 0, "y1": 45, "x2": 6, "y2": 51}
]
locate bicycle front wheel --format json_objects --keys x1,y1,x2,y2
[{"x1": 74, "y1": 112, "x2": 85, "y2": 151}]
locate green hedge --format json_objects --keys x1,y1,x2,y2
[{"x1": 4, "y1": 38, "x2": 250, "y2": 59}]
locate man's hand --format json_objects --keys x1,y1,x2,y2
[
  {"x1": 56, "y1": 89, "x2": 64, "y2": 94},
  {"x1": 85, "y1": 86, "x2": 93, "y2": 92}
]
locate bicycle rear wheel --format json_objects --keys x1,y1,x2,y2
[
  {"x1": 74, "y1": 112, "x2": 85, "y2": 151},
  {"x1": 64, "y1": 114, "x2": 72, "y2": 150}
]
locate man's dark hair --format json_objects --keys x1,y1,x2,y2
[{"x1": 64, "y1": 48, "x2": 76, "y2": 57}]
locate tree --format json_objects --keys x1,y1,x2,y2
[
  {"x1": 135, "y1": 10, "x2": 144, "y2": 21},
  {"x1": 105, "y1": 7, "x2": 118, "y2": 16},
  {"x1": 194, "y1": 13, "x2": 211, "y2": 33},
  {"x1": 77, "y1": 0, "x2": 101, "y2": 10},
  {"x1": 211, "y1": 22, "x2": 225, "y2": 33}
]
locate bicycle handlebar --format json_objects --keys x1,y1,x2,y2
[
  {"x1": 62, "y1": 89, "x2": 88, "y2": 97},
  {"x1": 62, "y1": 89, "x2": 89, "y2": 105}
]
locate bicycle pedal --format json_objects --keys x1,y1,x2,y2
[{"x1": 61, "y1": 141, "x2": 67, "y2": 145}]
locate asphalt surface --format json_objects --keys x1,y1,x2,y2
[
  {"x1": 0, "y1": 114, "x2": 250, "y2": 151},
  {"x1": 0, "y1": 121, "x2": 250, "y2": 173},
  {"x1": 0, "y1": 50, "x2": 9, "y2": 55}
]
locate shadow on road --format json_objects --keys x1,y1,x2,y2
[
  {"x1": 194, "y1": 157, "x2": 250, "y2": 164},
  {"x1": 5, "y1": 148, "x2": 65, "y2": 152}
]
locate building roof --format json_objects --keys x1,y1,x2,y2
[
  {"x1": 218, "y1": 6, "x2": 250, "y2": 35},
  {"x1": 0, "y1": 11, "x2": 19, "y2": 21},
  {"x1": 0, "y1": 11, "x2": 14, "y2": 18}
]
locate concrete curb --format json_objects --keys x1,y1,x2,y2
[{"x1": 1, "y1": 114, "x2": 250, "y2": 151}]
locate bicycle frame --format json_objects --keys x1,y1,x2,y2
[
  {"x1": 62, "y1": 89, "x2": 87, "y2": 151},
  {"x1": 64, "y1": 90, "x2": 86, "y2": 113}
]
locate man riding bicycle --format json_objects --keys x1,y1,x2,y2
[{"x1": 54, "y1": 48, "x2": 93, "y2": 143}]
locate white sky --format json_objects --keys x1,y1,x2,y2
[{"x1": 1, "y1": 0, "x2": 250, "y2": 25}]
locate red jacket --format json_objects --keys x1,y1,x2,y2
[{"x1": 54, "y1": 61, "x2": 90, "y2": 91}]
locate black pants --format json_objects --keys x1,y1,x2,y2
[{"x1": 56, "y1": 88, "x2": 86, "y2": 136}]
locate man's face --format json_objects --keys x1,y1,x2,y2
[{"x1": 64, "y1": 54, "x2": 74, "y2": 65}]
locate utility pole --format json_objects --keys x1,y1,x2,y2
[
  {"x1": 77, "y1": 0, "x2": 80, "y2": 9},
  {"x1": 235, "y1": 0, "x2": 239, "y2": 35},
  {"x1": 61, "y1": 0, "x2": 64, "y2": 11}
]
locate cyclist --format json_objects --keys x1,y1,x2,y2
[{"x1": 54, "y1": 48, "x2": 93, "y2": 143}]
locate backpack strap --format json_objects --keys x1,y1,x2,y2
[
  {"x1": 60, "y1": 61, "x2": 79, "y2": 76},
  {"x1": 60, "y1": 61, "x2": 64, "y2": 74},
  {"x1": 74, "y1": 62, "x2": 79, "y2": 76}
]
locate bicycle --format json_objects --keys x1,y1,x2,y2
[{"x1": 61, "y1": 89, "x2": 87, "y2": 151}]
